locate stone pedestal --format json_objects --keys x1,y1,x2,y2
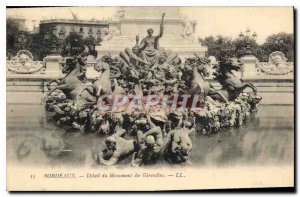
[
  {"x1": 96, "y1": 35, "x2": 207, "y2": 58},
  {"x1": 118, "y1": 7, "x2": 186, "y2": 37},
  {"x1": 240, "y1": 55, "x2": 258, "y2": 78},
  {"x1": 86, "y1": 65, "x2": 99, "y2": 79},
  {"x1": 85, "y1": 56, "x2": 99, "y2": 79},
  {"x1": 96, "y1": 7, "x2": 207, "y2": 58},
  {"x1": 44, "y1": 55, "x2": 62, "y2": 77}
]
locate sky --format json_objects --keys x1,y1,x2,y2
[{"x1": 6, "y1": 6, "x2": 294, "y2": 44}]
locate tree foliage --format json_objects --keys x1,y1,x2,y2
[
  {"x1": 61, "y1": 32, "x2": 85, "y2": 57},
  {"x1": 199, "y1": 32, "x2": 294, "y2": 62},
  {"x1": 28, "y1": 33, "x2": 51, "y2": 61},
  {"x1": 6, "y1": 18, "x2": 22, "y2": 58},
  {"x1": 259, "y1": 33, "x2": 294, "y2": 61},
  {"x1": 83, "y1": 36, "x2": 97, "y2": 57},
  {"x1": 199, "y1": 36, "x2": 235, "y2": 60}
]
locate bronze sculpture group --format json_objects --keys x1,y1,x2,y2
[{"x1": 44, "y1": 13, "x2": 262, "y2": 166}]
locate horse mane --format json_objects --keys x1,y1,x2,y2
[
  {"x1": 212, "y1": 58, "x2": 240, "y2": 88},
  {"x1": 61, "y1": 57, "x2": 88, "y2": 83},
  {"x1": 181, "y1": 56, "x2": 211, "y2": 89}
]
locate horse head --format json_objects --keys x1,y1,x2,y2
[
  {"x1": 94, "y1": 59, "x2": 110, "y2": 73},
  {"x1": 193, "y1": 56, "x2": 211, "y2": 78},
  {"x1": 228, "y1": 58, "x2": 242, "y2": 71},
  {"x1": 62, "y1": 58, "x2": 77, "y2": 74},
  {"x1": 216, "y1": 57, "x2": 242, "y2": 73},
  {"x1": 196, "y1": 63, "x2": 210, "y2": 77}
]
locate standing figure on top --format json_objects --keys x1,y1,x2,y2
[{"x1": 137, "y1": 13, "x2": 165, "y2": 66}]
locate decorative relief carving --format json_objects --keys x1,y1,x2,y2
[
  {"x1": 115, "y1": 6, "x2": 126, "y2": 18},
  {"x1": 7, "y1": 50, "x2": 45, "y2": 74},
  {"x1": 256, "y1": 51, "x2": 293, "y2": 75}
]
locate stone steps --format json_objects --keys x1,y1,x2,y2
[{"x1": 98, "y1": 35, "x2": 205, "y2": 57}]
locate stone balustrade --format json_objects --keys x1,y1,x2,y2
[{"x1": 6, "y1": 50, "x2": 294, "y2": 108}]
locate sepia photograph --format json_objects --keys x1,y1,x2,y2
[{"x1": 6, "y1": 6, "x2": 294, "y2": 191}]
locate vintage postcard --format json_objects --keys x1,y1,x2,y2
[{"x1": 6, "y1": 6, "x2": 294, "y2": 191}]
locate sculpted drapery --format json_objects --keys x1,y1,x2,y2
[{"x1": 138, "y1": 13, "x2": 165, "y2": 66}]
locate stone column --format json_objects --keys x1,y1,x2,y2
[
  {"x1": 240, "y1": 55, "x2": 258, "y2": 78},
  {"x1": 85, "y1": 55, "x2": 99, "y2": 79},
  {"x1": 44, "y1": 55, "x2": 62, "y2": 77}
]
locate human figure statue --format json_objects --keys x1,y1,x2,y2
[
  {"x1": 131, "y1": 114, "x2": 164, "y2": 166},
  {"x1": 119, "y1": 46, "x2": 149, "y2": 95},
  {"x1": 102, "y1": 27, "x2": 121, "y2": 42},
  {"x1": 148, "y1": 55, "x2": 179, "y2": 92},
  {"x1": 268, "y1": 51, "x2": 293, "y2": 74},
  {"x1": 181, "y1": 15, "x2": 194, "y2": 39},
  {"x1": 137, "y1": 13, "x2": 165, "y2": 66},
  {"x1": 120, "y1": 47, "x2": 150, "y2": 68},
  {"x1": 145, "y1": 55, "x2": 169, "y2": 86},
  {"x1": 164, "y1": 128, "x2": 193, "y2": 164},
  {"x1": 119, "y1": 46, "x2": 151, "y2": 79},
  {"x1": 97, "y1": 129, "x2": 138, "y2": 166}
]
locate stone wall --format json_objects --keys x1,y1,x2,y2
[
  {"x1": 6, "y1": 76, "x2": 294, "y2": 106},
  {"x1": 96, "y1": 7, "x2": 207, "y2": 58},
  {"x1": 6, "y1": 52, "x2": 294, "y2": 110}
]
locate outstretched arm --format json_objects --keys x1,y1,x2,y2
[
  {"x1": 129, "y1": 53, "x2": 150, "y2": 66},
  {"x1": 165, "y1": 130, "x2": 174, "y2": 144},
  {"x1": 158, "y1": 13, "x2": 165, "y2": 38},
  {"x1": 143, "y1": 126, "x2": 162, "y2": 137},
  {"x1": 146, "y1": 114, "x2": 157, "y2": 129},
  {"x1": 123, "y1": 48, "x2": 149, "y2": 66}
]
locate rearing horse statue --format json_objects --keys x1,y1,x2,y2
[
  {"x1": 79, "y1": 59, "x2": 112, "y2": 102},
  {"x1": 47, "y1": 56, "x2": 87, "y2": 101},
  {"x1": 188, "y1": 54, "x2": 229, "y2": 104},
  {"x1": 213, "y1": 57, "x2": 257, "y2": 101}
]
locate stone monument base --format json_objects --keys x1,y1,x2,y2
[
  {"x1": 96, "y1": 35, "x2": 207, "y2": 58},
  {"x1": 44, "y1": 55, "x2": 62, "y2": 77}
]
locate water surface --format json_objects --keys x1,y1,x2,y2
[{"x1": 7, "y1": 104, "x2": 294, "y2": 167}]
